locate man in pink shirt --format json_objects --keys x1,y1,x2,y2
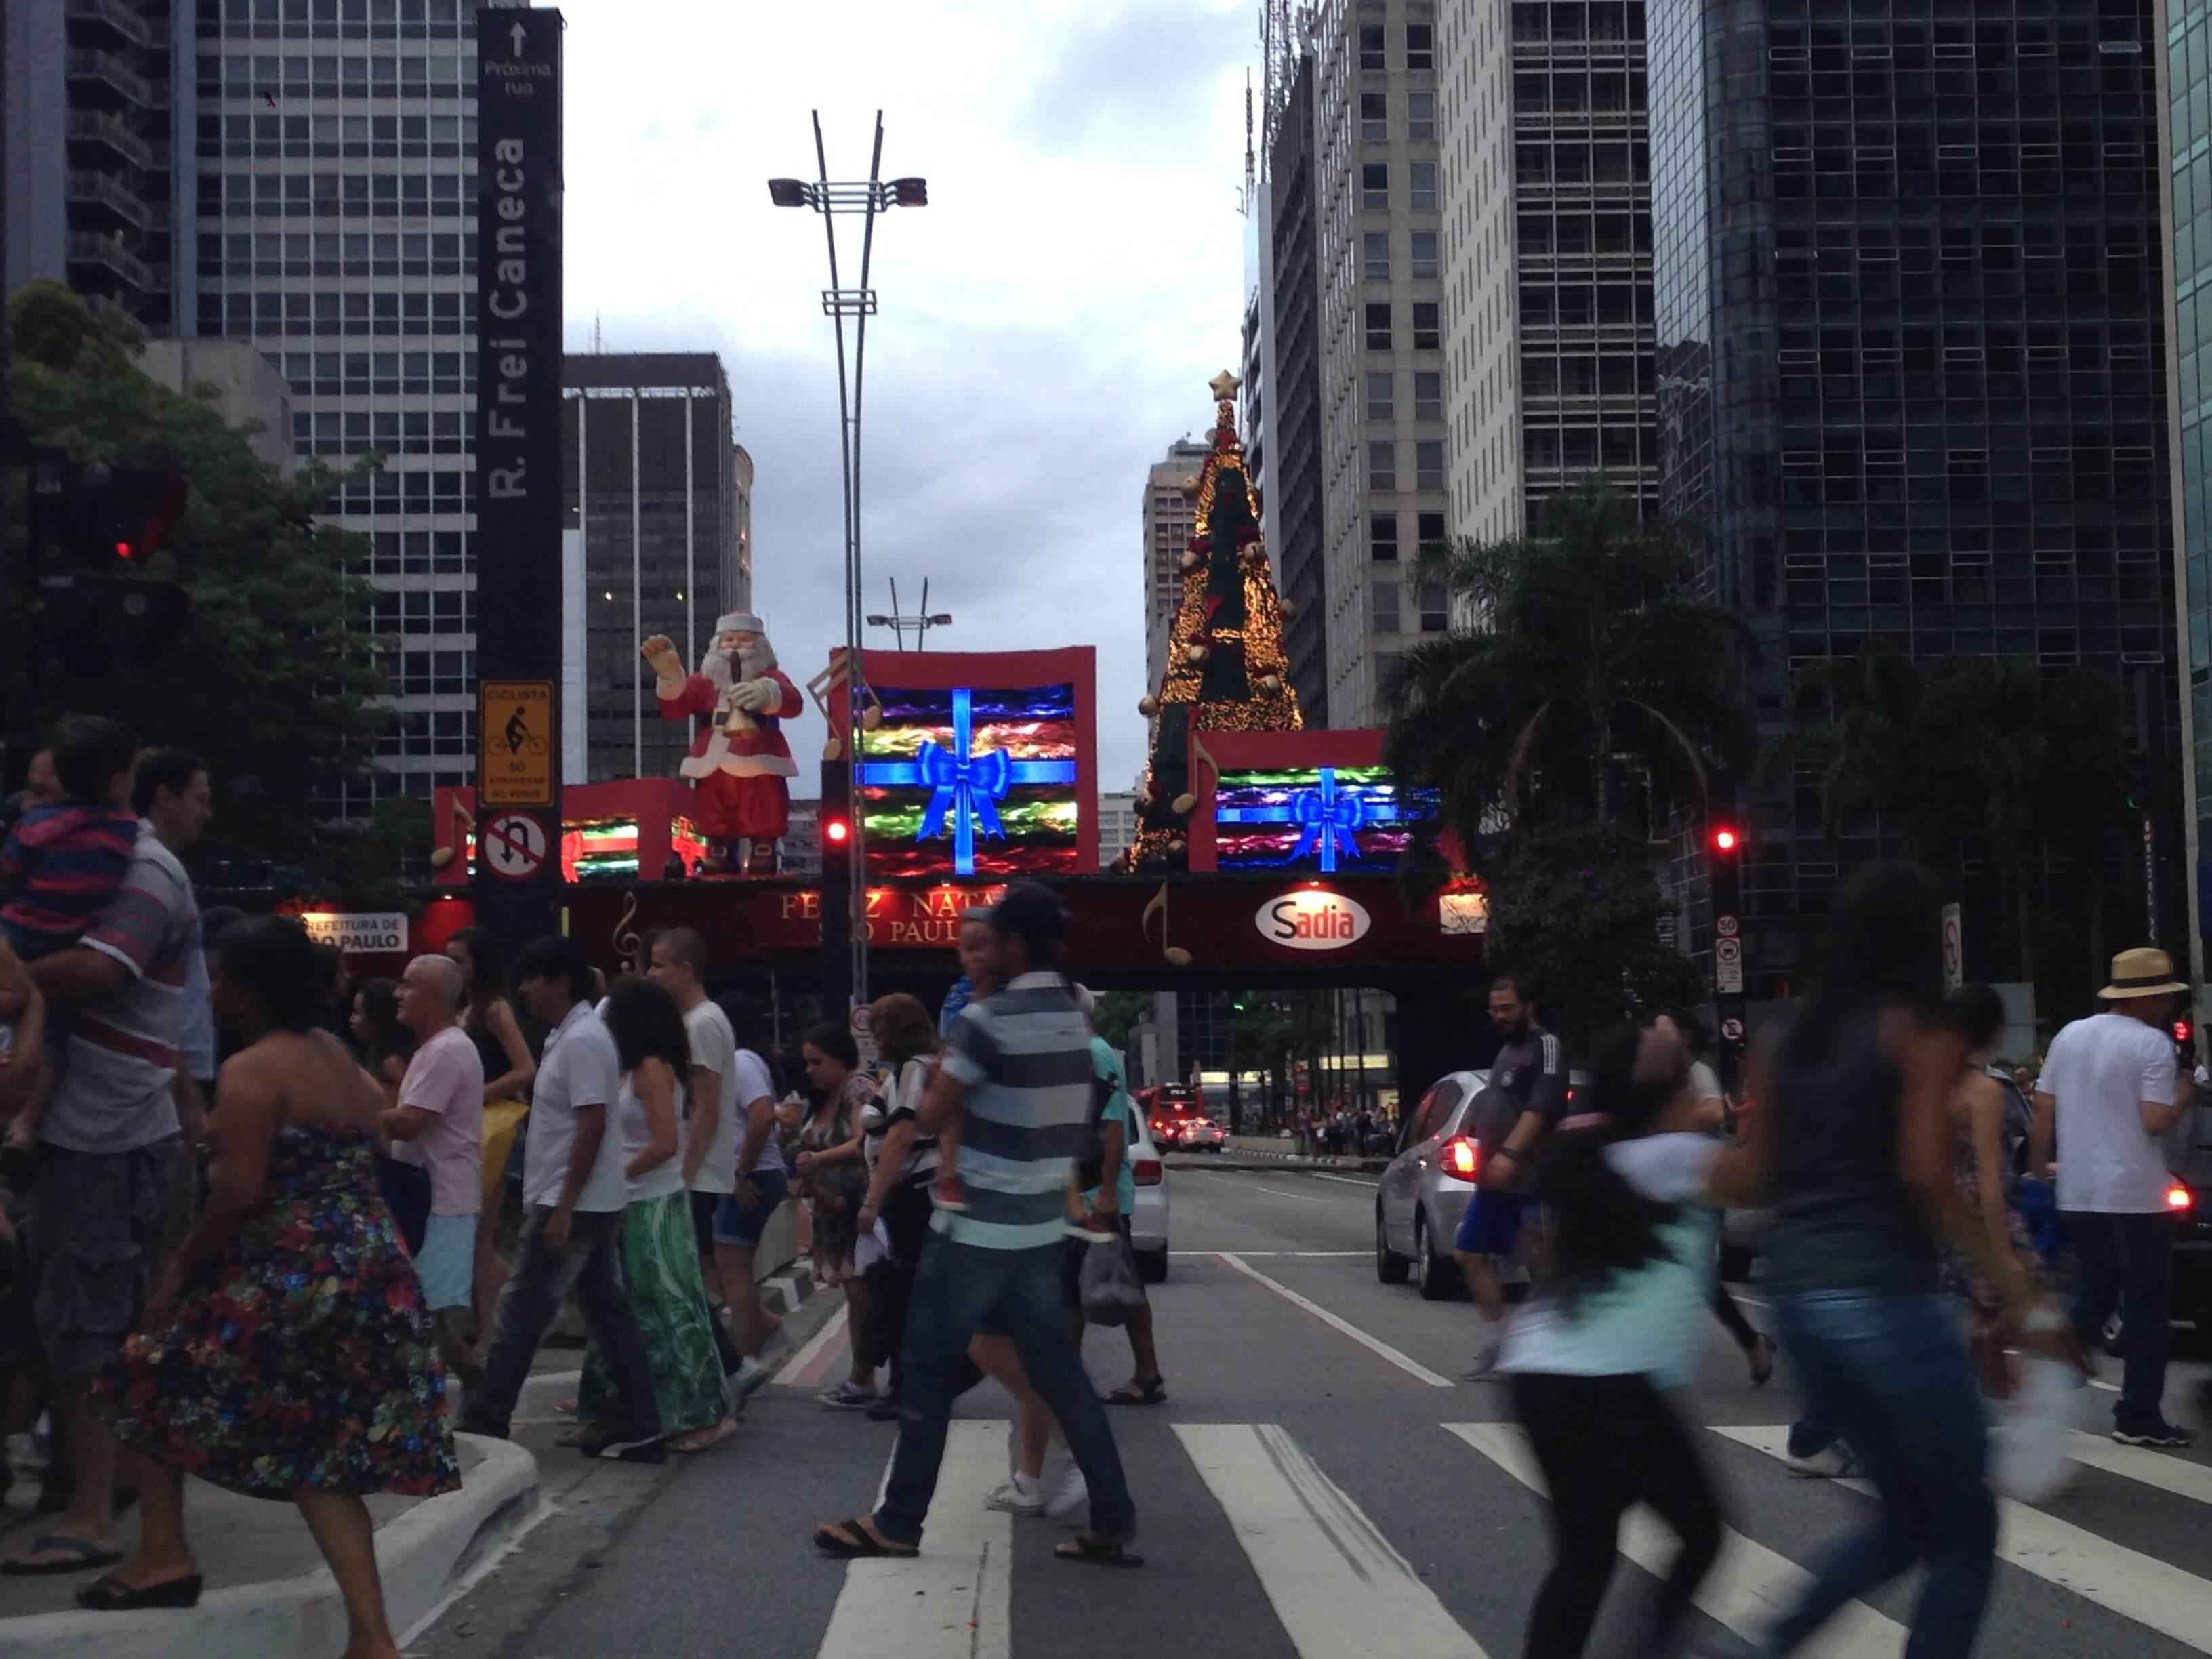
[{"x1": 385, "y1": 954, "x2": 485, "y2": 1384}]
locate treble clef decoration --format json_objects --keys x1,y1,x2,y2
[{"x1": 611, "y1": 890, "x2": 642, "y2": 969}]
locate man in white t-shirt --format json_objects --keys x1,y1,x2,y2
[
  {"x1": 2033, "y1": 947, "x2": 2194, "y2": 1448},
  {"x1": 384, "y1": 954, "x2": 485, "y2": 1383},
  {"x1": 460, "y1": 935, "x2": 663, "y2": 1460}
]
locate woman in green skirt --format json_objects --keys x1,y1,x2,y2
[{"x1": 579, "y1": 977, "x2": 733, "y2": 1452}]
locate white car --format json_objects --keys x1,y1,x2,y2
[{"x1": 1128, "y1": 1112, "x2": 1170, "y2": 1282}]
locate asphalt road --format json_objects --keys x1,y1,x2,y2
[{"x1": 417, "y1": 1164, "x2": 2212, "y2": 1659}]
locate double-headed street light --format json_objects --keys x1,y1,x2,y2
[{"x1": 768, "y1": 112, "x2": 926, "y2": 1012}]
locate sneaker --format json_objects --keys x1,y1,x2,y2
[
  {"x1": 1042, "y1": 1460, "x2": 1088, "y2": 1521},
  {"x1": 932, "y1": 1174, "x2": 970, "y2": 1214},
  {"x1": 726, "y1": 1355, "x2": 771, "y2": 1409},
  {"x1": 865, "y1": 1394, "x2": 903, "y2": 1422},
  {"x1": 2112, "y1": 1420, "x2": 2199, "y2": 1448},
  {"x1": 1459, "y1": 1329, "x2": 1504, "y2": 1382},
  {"x1": 1065, "y1": 1214, "x2": 1118, "y2": 1244},
  {"x1": 817, "y1": 1380, "x2": 877, "y2": 1411},
  {"x1": 986, "y1": 1474, "x2": 1046, "y2": 1516},
  {"x1": 1787, "y1": 1443, "x2": 1862, "y2": 1479}
]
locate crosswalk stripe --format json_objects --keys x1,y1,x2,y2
[
  {"x1": 815, "y1": 1420, "x2": 1011, "y2": 1659},
  {"x1": 2062, "y1": 1430, "x2": 2212, "y2": 1507},
  {"x1": 1176, "y1": 1422, "x2": 1490, "y2": 1657},
  {"x1": 1715, "y1": 1425, "x2": 2212, "y2": 1654},
  {"x1": 1446, "y1": 1424, "x2": 1904, "y2": 1657},
  {"x1": 774, "y1": 1303, "x2": 849, "y2": 1389},
  {"x1": 1215, "y1": 1252, "x2": 1455, "y2": 1387}
]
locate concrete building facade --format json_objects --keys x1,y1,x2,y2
[{"x1": 1143, "y1": 438, "x2": 1212, "y2": 690}]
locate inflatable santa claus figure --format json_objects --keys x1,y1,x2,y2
[{"x1": 640, "y1": 613, "x2": 802, "y2": 874}]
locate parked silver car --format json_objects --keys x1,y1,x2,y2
[{"x1": 1374, "y1": 1069, "x2": 1488, "y2": 1299}]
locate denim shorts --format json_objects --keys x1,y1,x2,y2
[
  {"x1": 414, "y1": 1212, "x2": 476, "y2": 1311},
  {"x1": 713, "y1": 1166, "x2": 790, "y2": 1247},
  {"x1": 1454, "y1": 1189, "x2": 1528, "y2": 1256}
]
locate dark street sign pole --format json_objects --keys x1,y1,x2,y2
[{"x1": 471, "y1": 7, "x2": 565, "y2": 954}]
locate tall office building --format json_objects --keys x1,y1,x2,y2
[
  {"x1": 3, "y1": 0, "x2": 179, "y2": 330},
  {"x1": 2169, "y1": 2, "x2": 2212, "y2": 984},
  {"x1": 1097, "y1": 790, "x2": 1140, "y2": 869},
  {"x1": 184, "y1": 0, "x2": 520, "y2": 814},
  {"x1": 1265, "y1": 44, "x2": 1332, "y2": 720},
  {"x1": 562, "y1": 354, "x2": 745, "y2": 785},
  {"x1": 1654, "y1": 0, "x2": 2181, "y2": 991},
  {"x1": 1438, "y1": 0, "x2": 1658, "y2": 545},
  {"x1": 1143, "y1": 438, "x2": 1212, "y2": 689},
  {"x1": 1287, "y1": 1, "x2": 1453, "y2": 725}
]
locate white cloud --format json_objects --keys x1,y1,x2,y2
[{"x1": 557, "y1": 0, "x2": 1258, "y2": 789}]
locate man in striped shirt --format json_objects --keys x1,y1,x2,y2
[{"x1": 815, "y1": 884, "x2": 1139, "y2": 1568}]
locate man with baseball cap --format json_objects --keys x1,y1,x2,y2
[
  {"x1": 2032, "y1": 947, "x2": 2196, "y2": 1447},
  {"x1": 640, "y1": 613, "x2": 802, "y2": 874}
]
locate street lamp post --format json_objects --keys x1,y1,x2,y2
[
  {"x1": 769, "y1": 111, "x2": 926, "y2": 1012},
  {"x1": 864, "y1": 576, "x2": 954, "y2": 650}
]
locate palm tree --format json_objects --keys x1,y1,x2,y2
[{"x1": 1385, "y1": 482, "x2": 1750, "y2": 856}]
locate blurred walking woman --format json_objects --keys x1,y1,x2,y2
[
  {"x1": 445, "y1": 926, "x2": 534, "y2": 1331},
  {"x1": 94, "y1": 917, "x2": 457, "y2": 1646},
  {"x1": 579, "y1": 977, "x2": 731, "y2": 1453},
  {"x1": 1501, "y1": 1017, "x2": 1763, "y2": 1658},
  {"x1": 1758, "y1": 862, "x2": 2057, "y2": 1658},
  {"x1": 793, "y1": 1022, "x2": 880, "y2": 1408}
]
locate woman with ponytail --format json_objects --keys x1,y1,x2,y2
[{"x1": 1498, "y1": 1015, "x2": 1768, "y2": 1658}]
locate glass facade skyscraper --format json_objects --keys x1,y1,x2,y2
[
  {"x1": 2171, "y1": 0, "x2": 2212, "y2": 977},
  {"x1": 1652, "y1": 0, "x2": 2181, "y2": 991}
]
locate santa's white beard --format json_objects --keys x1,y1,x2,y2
[{"x1": 697, "y1": 640, "x2": 776, "y2": 693}]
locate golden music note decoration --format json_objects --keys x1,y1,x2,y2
[
  {"x1": 428, "y1": 797, "x2": 476, "y2": 871},
  {"x1": 1173, "y1": 729, "x2": 1221, "y2": 817},
  {"x1": 1141, "y1": 882, "x2": 1193, "y2": 967},
  {"x1": 611, "y1": 891, "x2": 642, "y2": 966}
]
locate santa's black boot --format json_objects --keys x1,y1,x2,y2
[{"x1": 747, "y1": 839, "x2": 781, "y2": 876}]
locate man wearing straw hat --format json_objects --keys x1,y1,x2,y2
[
  {"x1": 2032, "y1": 947, "x2": 2196, "y2": 1448},
  {"x1": 642, "y1": 613, "x2": 802, "y2": 874}
]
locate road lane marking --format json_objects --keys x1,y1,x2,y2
[
  {"x1": 775, "y1": 1303, "x2": 849, "y2": 1389},
  {"x1": 817, "y1": 1420, "x2": 1010, "y2": 1659},
  {"x1": 2062, "y1": 1430, "x2": 2212, "y2": 1505},
  {"x1": 1448, "y1": 1424, "x2": 1903, "y2": 1657},
  {"x1": 1215, "y1": 1252, "x2": 1453, "y2": 1387},
  {"x1": 1177, "y1": 1423, "x2": 1490, "y2": 1657},
  {"x1": 1311, "y1": 1172, "x2": 1377, "y2": 1187},
  {"x1": 1716, "y1": 1425, "x2": 2212, "y2": 1652},
  {"x1": 1171, "y1": 1250, "x2": 1366, "y2": 1257}
]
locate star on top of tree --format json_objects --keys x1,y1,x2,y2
[{"x1": 1208, "y1": 369, "x2": 1241, "y2": 402}]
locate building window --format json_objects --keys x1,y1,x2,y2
[
  {"x1": 1412, "y1": 302, "x2": 1441, "y2": 350},
  {"x1": 1372, "y1": 579, "x2": 1402, "y2": 632},
  {"x1": 1361, "y1": 92, "x2": 1388, "y2": 141},
  {"x1": 1410, "y1": 230, "x2": 1439, "y2": 278},
  {"x1": 1419, "y1": 581, "x2": 1449, "y2": 632},
  {"x1": 1408, "y1": 91, "x2": 1436, "y2": 140},
  {"x1": 1365, "y1": 302, "x2": 1393, "y2": 349},
  {"x1": 1361, "y1": 163, "x2": 1389, "y2": 209},
  {"x1": 1406, "y1": 22, "x2": 1435, "y2": 70},
  {"x1": 1417, "y1": 511, "x2": 1448, "y2": 553},
  {"x1": 1367, "y1": 370, "x2": 1395, "y2": 420},
  {"x1": 1410, "y1": 163, "x2": 1437, "y2": 211},
  {"x1": 1414, "y1": 371, "x2": 1443, "y2": 419},
  {"x1": 1369, "y1": 441, "x2": 1398, "y2": 491},
  {"x1": 1370, "y1": 513, "x2": 1401, "y2": 560},
  {"x1": 1416, "y1": 441, "x2": 1446, "y2": 491},
  {"x1": 1364, "y1": 231, "x2": 1392, "y2": 281},
  {"x1": 1359, "y1": 22, "x2": 1387, "y2": 70}
]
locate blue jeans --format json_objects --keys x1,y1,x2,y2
[
  {"x1": 2064, "y1": 1210, "x2": 2173, "y2": 1433},
  {"x1": 874, "y1": 1233, "x2": 1136, "y2": 1547},
  {"x1": 1769, "y1": 1290, "x2": 1997, "y2": 1659}
]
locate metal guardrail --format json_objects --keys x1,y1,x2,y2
[
  {"x1": 67, "y1": 231, "x2": 152, "y2": 291},
  {"x1": 66, "y1": 47, "x2": 153, "y2": 108},
  {"x1": 65, "y1": 109, "x2": 153, "y2": 170},
  {"x1": 64, "y1": 167, "x2": 155, "y2": 228},
  {"x1": 66, "y1": 0, "x2": 155, "y2": 49}
]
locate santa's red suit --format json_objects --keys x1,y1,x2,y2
[{"x1": 652, "y1": 615, "x2": 801, "y2": 842}]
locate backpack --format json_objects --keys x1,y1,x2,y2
[{"x1": 1988, "y1": 1065, "x2": 2034, "y2": 1181}]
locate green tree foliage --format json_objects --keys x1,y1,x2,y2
[
  {"x1": 1384, "y1": 484, "x2": 1748, "y2": 1050},
  {"x1": 1091, "y1": 989, "x2": 1152, "y2": 1051},
  {"x1": 5, "y1": 281, "x2": 399, "y2": 897}
]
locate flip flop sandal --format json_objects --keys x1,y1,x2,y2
[
  {"x1": 1101, "y1": 1378, "x2": 1167, "y2": 1406},
  {"x1": 1055, "y1": 1534, "x2": 1144, "y2": 1569},
  {"x1": 1, "y1": 1535, "x2": 124, "y2": 1576},
  {"x1": 670, "y1": 1418, "x2": 739, "y2": 1454},
  {"x1": 815, "y1": 1519, "x2": 918, "y2": 1559},
  {"x1": 76, "y1": 1571, "x2": 203, "y2": 1611}
]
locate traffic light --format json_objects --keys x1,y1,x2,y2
[
  {"x1": 16, "y1": 451, "x2": 191, "y2": 676},
  {"x1": 2174, "y1": 1015, "x2": 2194, "y2": 1051},
  {"x1": 1708, "y1": 823, "x2": 1742, "y2": 855},
  {"x1": 823, "y1": 816, "x2": 851, "y2": 846}
]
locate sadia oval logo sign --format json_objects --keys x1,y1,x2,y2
[{"x1": 1256, "y1": 890, "x2": 1371, "y2": 951}]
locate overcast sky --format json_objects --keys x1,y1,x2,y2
[{"x1": 558, "y1": 0, "x2": 1258, "y2": 792}]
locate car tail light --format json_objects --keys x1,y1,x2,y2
[
  {"x1": 1134, "y1": 1157, "x2": 1164, "y2": 1186},
  {"x1": 1441, "y1": 1136, "x2": 1480, "y2": 1179},
  {"x1": 2169, "y1": 1183, "x2": 2192, "y2": 1211}
]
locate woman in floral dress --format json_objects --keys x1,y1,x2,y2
[{"x1": 92, "y1": 916, "x2": 458, "y2": 1653}]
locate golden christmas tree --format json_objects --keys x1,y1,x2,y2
[{"x1": 1127, "y1": 370, "x2": 1304, "y2": 870}]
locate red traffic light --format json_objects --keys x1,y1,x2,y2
[
  {"x1": 2174, "y1": 1017, "x2": 2194, "y2": 1048},
  {"x1": 823, "y1": 818, "x2": 851, "y2": 845},
  {"x1": 1710, "y1": 825, "x2": 1740, "y2": 854}
]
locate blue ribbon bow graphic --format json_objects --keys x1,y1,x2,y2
[
  {"x1": 1216, "y1": 766, "x2": 1368, "y2": 871},
  {"x1": 857, "y1": 687, "x2": 1078, "y2": 875}
]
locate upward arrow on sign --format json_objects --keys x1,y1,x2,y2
[{"x1": 510, "y1": 20, "x2": 527, "y2": 54}]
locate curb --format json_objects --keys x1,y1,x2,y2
[
  {"x1": 760, "y1": 1254, "x2": 817, "y2": 1318},
  {"x1": 0, "y1": 1434, "x2": 539, "y2": 1659},
  {"x1": 1176, "y1": 1149, "x2": 1389, "y2": 1174}
]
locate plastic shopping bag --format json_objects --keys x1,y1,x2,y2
[
  {"x1": 852, "y1": 1218, "x2": 892, "y2": 1275},
  {"x1": 1990, "y1": 1310, "x2": 2084, "y2": 1504},
  {"x1": 1079, "y1": 1233, "x2": 1148, "y2": 1328}
]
